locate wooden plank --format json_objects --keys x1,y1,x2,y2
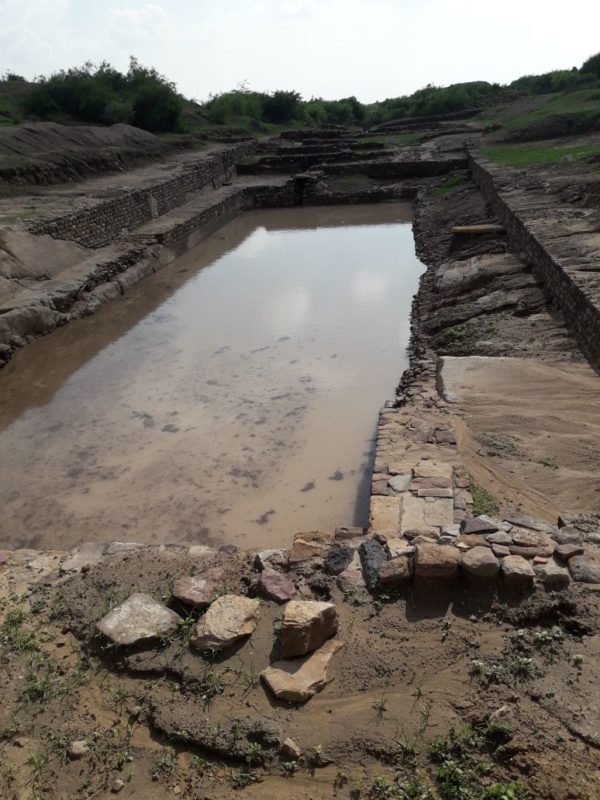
[{"x1": 451, "y1": 224, "x2": 505, "y2": 234}]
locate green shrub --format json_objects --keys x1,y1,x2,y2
[
  {"x1": 581, "y1": 51, "x2": 600, "y2": 77},
  {"x1": 22, "y1": 57, "x2": 184, "y2": 132}
]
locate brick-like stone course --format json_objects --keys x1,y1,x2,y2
[
  {"x1": 25, "y1": 143, "x2": 255, "y2": 249},
  {"x1": 469, "y1": 151, "x2": 600, "y2": 370}
]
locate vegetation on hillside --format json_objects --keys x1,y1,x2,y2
[{"x1": 0, "y1": 51, "x2": 599, "y2": 136}]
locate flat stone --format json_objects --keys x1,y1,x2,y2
[
  {"x1": 11, "y1": 549, "x2": 39, "y2": 565},
  {"x1": 551, "y1": 528, "x2": 581, "y2": 546},
  {"x1": 254, "y1": 549, "x2": 287, "y2": 571},
  {"x1": 485, "y1": 532, "x2": 513, "y2": 546},
  {"x1": 60, "y1": 542, "x2": 107, "y2": 573},
  {"x1": 359, "y1": 539, "x2": 388, "y2": 591},
  {"x1": 460, "y1": 517, "x2": 499, "y2": 535},
  {"x1": 404, "y1": 528, "x2": 439, "y2": 541},
  {"x1": 105, "y1": 542, "x2": 145, "y2": 555},
  {"x1": 369, "y1": 496, "x2": 402, "y2": 533},
  {"x1": 504, "y1": 516, "x2": 558, "y2": 535},
  {"x1": 534, "y1": 558, "x2": 570, "y2": 589},
  {"x1": 401, "y1": 494, "x2": 453, "y2": 532},
  {"x1": 417, "y1": 487, "x2": 453, "y2": 498},
  {"x1": 492, "y1": 544, "x2": 511, "y2": 558},
  {"x1": 187, "y1": 545, "x2": 215, "y2": 559},
  {"x1": 261, "y1": 639, "x2": 344, "y2": 703},
  {"x1": 509, "y1": 535, "x2": 555, "y2": 559},
  {"x1": 371, "y1": 480, "x2": 390, "y2": 496},
  {"x1": 453, "y1": 470, "x2": 471, "y2": 489},
  {"x1": 388, "y1": 473, "x2": 411, "y2": 492},
  {"x1": 386, "y1": 538, "x2": 414, "y2": 558},
  {"x1": 98, "y1": 593, "x2": 181, "y2": 645},
  {"x1": 336, "y1": 567, "x2": 365, "y2": 593},
  {"x1": 457, "y1": 534, "x2": 491, "y2": 549},
  {"x1": 410, "y1": 476, "x2": 452, "y2": 490},
  {"x1": 172, "y1": 568, "x2": 225, "y2": 608},
  {"x1": 334, "y1": 527, "x2": 367, "y2": 548},
  {"x1": 441, "y1": 524, "x2": 461, "y2": 537},
  {"x1": 258, "y1": 569, "x2": 295, "y2": 603},
  {"x1": 511, "y1": 528, "x2": 543, "y2": 548},
  {"x1": 555, "y1": 543, "x2": 584, "y2": 561},
  {"x1": 378, "y1": 556, "x2": 412, "y2": 585},
  {"x1": 461, "y1": 546, "x2": 500, "y2": 578},
  {"x1": 324, "y1": 546, "x2": 354, "y2": 575},
  {"x1": 434, "y1": 427, "x2": 457, "y2": 445},
  {"x1": 192, "y1": 595, "x2": 260, "y2": 652},
  {"x1": 415, "y1": 542, "x2": 459, "y2": 578},
  {"x1": 289, "y1": 530, "x2": 333, "y2": 564},
  {"x1": 280, "y1": 600, "x2": 338, "y2": 657},
  {"x1": 568, "y1": 556, "x2": 600, "y2": 584},
  {"x1": 501, "y1": 556, "x2": 535, "y2": 586},
  {"x1": 388, "y1": 462, "x2": 413, "y2": 476},
  {"x1": 413, "y1": 461, "x2": 453, "y2": 480},
  {"x1": 480, "y1": 516, "x2": 512, "y2": 532},
  {"x1": 68, "y1": 740, "x2": 89, "y2": 759}
]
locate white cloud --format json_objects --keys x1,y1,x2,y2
[{"x1": 108, "y1": 3, "x2": 173, "y2": 43}]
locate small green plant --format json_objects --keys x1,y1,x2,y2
[
  {"x1": 113, "y1": 686, "x2": 130, "y2": 712},
  {"x1": 334, "y1": 768, "x2": 349, "y2": 787},
  {"x1": 372, "y1": 696, "x2": 388, "y2": 722},
  {"x1": 538, "y1": 456, "x2": 558, "y2": 470},
  {"x1": 0, "y1": 608, "x2": 39, "y2": 654},
  {"x1": 471, "y1": 482, "x2": 500, "y2": 516},
  {"x1": 151, "y1": 748, "x2": 177, "y2": 780},
  {"x1": 282, "y1": 760, "x2": 299, "y2": 776},
  {"x1": 368, "y1": 776, "x2": 396, "y2": 799}
]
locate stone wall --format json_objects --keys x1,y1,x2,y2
[
  {"x1": 323, "y1": 158, "x2": 468, "y2": 178},
  {"x1": 25, "y1": 143, "x2": 255, "y2": 249},
  {"x1": 469, "y1": 153, "x2": 600, "y2": 369}
]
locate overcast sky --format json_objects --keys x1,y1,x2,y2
[{"x1": 1, "y1": 0, "x2": 599, "y2": 103}]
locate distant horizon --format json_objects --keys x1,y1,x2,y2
[{"x1": 1, "y1": 0, "x2": 599, "y2": 104}]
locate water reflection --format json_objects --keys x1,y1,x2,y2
[{"x1": 0, "y1": 205, "x2": 424, "y2": 550}]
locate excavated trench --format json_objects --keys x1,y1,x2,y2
[{"x1": 0, "y1": 203, "x2": 424, "y2": 551}]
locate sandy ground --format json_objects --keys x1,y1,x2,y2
[
  {"x1": 0, "y1": 548, "x2": 599, "y2": 800},
  {"x1": 440, "y1": 356, "x2": 600, "y2": 516}
]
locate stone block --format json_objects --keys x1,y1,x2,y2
[
  {"x1": 378, "y1": 556, "x2": 412, "y2": 585},
  {"x1": 501, "y1": 556, "x2": 535, "y2": 586},
  {"x1": 369, "y1": 496, "x2": 402, "y2": 533},
  {"x1": 415, "y1": 542, "x2": 459, "y2": 578},
  {"x1": 461, "y1": 546, "x2": 500, "y2": 578},
  {"x1": 280, "y1": 600, "x2": 338, "y2": 657},
  {"x1": 192, "y1": 595, "x2": 260, "y2": 652},
  {"x1": 401, "y1": 494, "x2": 453, "y2": 532}
]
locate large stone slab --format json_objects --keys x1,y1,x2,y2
[
  {"x1": 192, "y1": 595, "x2": 260, "y2": 652},
  {"x1": 415, "y1": 542, "x2": 459, "y2": 578},
  {"x1": 172, "y1": 568, "x2": 224, "y2": 608},
  {"x1": 369, "y1": 496, "x2": 401, "y2": 533},
  {"x1": 261, "y1": 639, "x2": 344, "y2": 703},
  {"x1": 280, "y1": 600, "x2": 338, "y2": 657},
  {"x1": 401, "y1": 494, "x2": 453, "y2": 533},
  {"x1": 461, "y1": 546, "x2": 500, "y2": 578},
  {"x1": 97, "y1": 593, "x2": 181, "y2": 645}
]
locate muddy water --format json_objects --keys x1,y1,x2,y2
[{"x1": 0, "y1": 205, "x2": 424, "y2": 551}]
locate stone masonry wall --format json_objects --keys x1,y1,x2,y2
[
  {"x1": 25, "y1": 143, "x2": 255, "y2": 249},
  {"x1": 469, "y1": 153, "x2": 600, "y2": 369}
]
